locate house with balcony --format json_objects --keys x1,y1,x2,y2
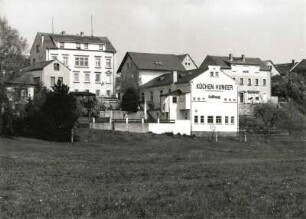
[{"x1": 29, "y1": 32, "x2": 116, "y2": 97}]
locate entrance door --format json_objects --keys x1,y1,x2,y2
[{"x1": 239, "y1": 92, "x2": 244, "y2": 103}]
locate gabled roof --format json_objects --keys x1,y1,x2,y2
[
  {"x1": 117, "y1": 52, "x2": 186, "y2": 72},
  {"x1": 275, "y1": 62, "x2": 297, "y2": 75},
  {"x1": 141, "y1": 68, "x2": 205, "y2": 89},
  {"x1": 7, "y1": 72, "x2": 36, "y2": 86},
  {"x1": 38, "y1": 32, "x2": 116, "y2": 52},
  {"x1": 291, "y1": 59, "x2": 306, "y2": 73},
  {"x1": 21, "y1": 60, "x2": 54, "y2": 72},
  {"x1": 199, "y1": 55, "x2": 271, "y2": 71},
  {"x1": 161, "y1": 89, "x2": 184, "y2": 96},
  {"x1": 176, "y1": 54, "x2": 188, "y2": 62}
]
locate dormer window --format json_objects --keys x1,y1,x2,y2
[
  {"x1": 76, "y1": 43, "x2": 81, "y2": 49},
  {"x1": 60, "y1": 42, "x2": 64, "y2": 48},
  {"x1": 99, "y1": 44, "x2": 105, "y2": 50}
]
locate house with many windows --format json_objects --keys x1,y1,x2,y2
[
  {"x1": 116, "y1": 52, "x2": 197, "y2": 97},
  {"x1": 200, "y1": 54, "x2": 276, "y2": 114},
  {"x1": 6, "y1": 60, "x2": 70, "y2": 103},
  {"x1": 29, "y1": 32, "x2": 116, "y2": 97},
  {"x1": 140, "y1": 66, "x2": 239, "y2": 136}
]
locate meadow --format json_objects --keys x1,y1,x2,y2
[{"x1": 0, "y1": 129, "x2": 305, "y2": 218}]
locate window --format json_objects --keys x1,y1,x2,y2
[
  {"x1": 200, "y1": 116, "x2": 204, "y2": 124},
  {"x1": 240, "y1": 78, "x2": 244, "y2": 85},
  {"x1": 150, "y1": 91, "x2": 154, "y2": 101},
  {"x1": 96, "y1": 90, "x2": 100, "y2": 97},
  {"x1": 215, "y1": 72, "x2": 219, "y2": 77},
  {"x1": 141, "y1": 92, "x2": 145, "y2": 103},
  {"x1": 53, "y1": 63, "x2": 60, "y2": 71},
  {"x1": 61, "y1": 56, "x2": 68, "y2": 66},
  {"x1": 74, "y1": 72, "x2": 79, "y2": 82},
  {"x1": 75, "y1": 56, "x2": 89, "y2": 67},
  {"x1": 58, "y1": 77, "x2": 63, "y2": 83},
  {"x1": 243, "y1": 70, "x2": 249, "y2": 73},
  {"x1": 76, "y1": 43, "x2": 81, "y2": 49},
  {"x1": 85, "y1": 89, "x2": 89, "y2": 92},
  {"x1": 233, "y1": 77, "x2": 235, "y2": 81},
  {"x1": 225, "y1": 116, "x2": 229, "y2": 124},
  {"x1": 36, "y1": 45, "x2": 40, "y2": 53},
  {"x1": 60, "y1": 42, "x2": 64, "y2": 48},
  {"x1": 255, "y1": 79, "x2": 259, "y2": 86},
  {"x1": 106, "y1": 75, "x2": 111, "y2": 84},
  {"x1": 32, "y1": 59, "x2": 36, "y2": 64},
  {"x1": 74, "y1": 89, "x2": 78, "y2": 92},
  {"x1": 126, "y1": 63, "x2": 131, "y2": 69},
  {"x1": 85, "y1": 72, "x2": 90, "y2": 82},
  {"x1": 231, "y1": 116, "x2": 235, "y2": 124},
  {"x1": 208, "y1": 116, "x2": 213, "y2": 124},
  {"x1": 95, "y1": 57, "x2": 101, "y2": 68},
  {"x1": 248, "y1": 78, "x2": 252, "y2": 86},
  {"x1": 50, "y1": 77, "x2": 55, "y2": 86},
  {"x1": 84, "y1": 43, "x2": 88, "y2": 49},
  {"x1": 172, "y1": 96, "x2": 177, "y2": 103},
  {"x1": 34, "y1": 77, "x2": 40, "y2": 84},
  {"x1": 95, "y1": 73, "x2": 101, "y2": 82},
  {"x1": 210, "y1": 72, "x2": 214, "y2": 77},
  {"x1": 51, "y1": 55, "x2": 58, "y2": 60},
  {"x1": 106, "y1": 58, "x2": 112, "y2": 69},
  {"x1": 99, "y1": 44, "x2": 105, "y2": 50},
  {"x1": 194, "y1": 116, "x2": 198, "y2": 124},
  {"x1": 216, "y1": 116, "x2": 222, "y2": 124},
  {"x1": 263, "y1": 79, "x2": 267, "y2": 86},
  {"x1": 107, "y1": 90, "x2": 111, "y2": 97}
]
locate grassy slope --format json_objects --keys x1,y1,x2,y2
[{"x1": 0, "y1": 129, "x2": 305, "y2": 218}]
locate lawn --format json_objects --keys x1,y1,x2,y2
[{"x1": 0, "y1": 129, "x2": 305, "y2": 218}]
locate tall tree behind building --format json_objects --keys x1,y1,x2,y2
[{"x1": 0, "y1": 17, "x2": 28, "y2": 81}]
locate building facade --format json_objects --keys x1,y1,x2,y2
[
  {"x1": 7, "y1": 60, "x2": 70, "y2": 102},
  {"x1": 200, "y1": 54, "x2": 275, "y2": 114},
  {"x1": 29, "y1": 32, "x2": 116, "y2": 97},
  {"x1": 116, "y1": 52, "x2": 197, "y2": 97},
  {"x1": 141, "y1": 66, "x2": 239, "y2": 136}
]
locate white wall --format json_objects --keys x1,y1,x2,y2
[
  {"x1": 42, "y1": 60, "x2": 70, "y2": 90},
  {"x1": 148, "y1": 120, "x2": 190, "y2": 135},
  {"x1": 47, "y1": 48, "x2": 115, "y2": 96},
  {"x1": 190, "y1": 66, "x2": 239, "y2": 133}
]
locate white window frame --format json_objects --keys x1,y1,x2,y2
[
  {"x1": 84, "y1": 72, "x2": 90, "y2": 83},
  {"x1": 73, "y1": 72, "x2": 80, "y2": 83}
]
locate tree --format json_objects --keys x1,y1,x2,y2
[
  {"x1": 253, "y1": 103, "x2": 285, "y2": 136},
  {"x1": 0, "y1": 17, "x2": 28, "y2": 136},
  {"x1": 19, "y1": 81, "x2": 79, "y2": 141},
  {"x1": 121, "y1": 87, "x2": 139, "y2": 112},
  {"x1": 0, "y1": 17, "x2": 28, "y2": 80}
]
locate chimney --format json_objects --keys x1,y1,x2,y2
[
  {"x1": 229, "y1": 53, "x2": 233, "y2": 61},
  {"x1": 173, "y1": 71, "x2": 177, "y2": 83},
  {"x1": 242, "y1": 54, "x2": 246, "y2": 62},
  {"x1": 60, "y1": 31, "x2": 66, "y2": 35},
  {"x1": 292, "y1": 59, "x2": 295, "y2": 65},
  {"x1": 80, "y1": 32, "x2": 84, "y2": 36},
  {"x1": 41, "y1": 34, "x2": 44, "y2": 49}
]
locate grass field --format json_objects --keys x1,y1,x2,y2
[{"x1": 0, "y1": 129, "x2": 305, "y2": 218}]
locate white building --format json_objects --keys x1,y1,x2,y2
[
  {"x1": 200, "y1": 54, "x2": 275, "y2": 114},
  {"x1": 7, "y1": 60, "x2": 70, "y2": 101},
  {"x1": 116, "y1": 52, "x2": 197, "y2": 96},
  {"x1": 29, "y1": 32, "x2": 116, "y2": 97},
  {"x1": 141, "y1": 66, "x2": 239, "y2": 136}
]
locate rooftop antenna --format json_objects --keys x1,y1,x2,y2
[
  {"x1": 52, "y1": 17, "x2": 54, "y2": 33},
  {"x1": 91, "y1": 15, "x2": 94, "y2": 36}
]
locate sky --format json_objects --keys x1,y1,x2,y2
[{"x1": 1, "y1": 0, "x2": 305, "y2": 69}]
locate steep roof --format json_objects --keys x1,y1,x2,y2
[
  {"x1": 117, "y1": 52, "x2": 186, "y2": 72},
  {"x1": 275, "y1": 62, "x2": 297, "y2": 75},
  {"x1": 7, "y1": 72, "x2": 36, "y2": 86},
  {"x1": 199, "y1": 55, "x2": 271, "y2": 71},
  {"x1": 21, "y1": 60, "x2": 54, "y2": 72},
  {"x1": 291, "y1": 59, "x2": 306, "y2": 73},
  {"x1": 39, "y1": 32, "x2": 116, "y2": 52},
  {"x1": 141, "y1": 68, "x2": 205, "y2": 89}
]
